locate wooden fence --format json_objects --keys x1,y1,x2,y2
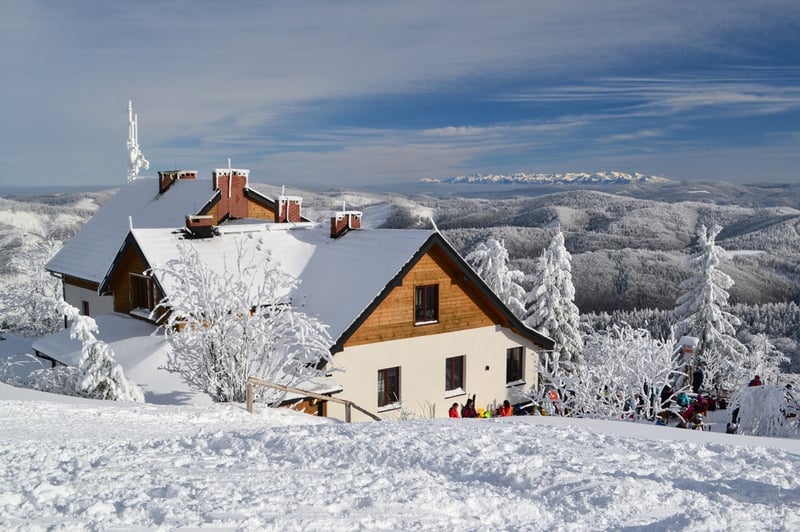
[{"x1": 246, "y1": 377, "x2": 381, "y2": 422}]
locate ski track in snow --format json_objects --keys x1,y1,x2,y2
[{"x1": 1, "y1": 398, "x2": 799, "y2": 531}]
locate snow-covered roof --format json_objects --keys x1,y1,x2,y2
[
  {"x1": 130, "y1": 223, "x2": 436, "y2": 343},
  {"x1": 46, "y1": 178, "x2": 220, "y2": 283}
]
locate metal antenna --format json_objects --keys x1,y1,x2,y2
[{"x1": 127, "y1": 100, "x2": 149, "y2": 182}]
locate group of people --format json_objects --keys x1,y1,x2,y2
[{"x1": 448, "y1": 398, "x2": 513, "y2": 418}]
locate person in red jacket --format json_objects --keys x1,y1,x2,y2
[
  {"x1": 748, "y1": 375, "x2": 763, "y2": 386},
  {"x1": 497, "y1": 400, "x2": 513, "y2": 417},
  {"x1": 461, "y1": 398, "x2": 478, "y2": 418},
  {"x1": 448, "y1": 402, "x2": 460, "y2": 418}
]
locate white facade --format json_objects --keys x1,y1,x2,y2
[
  {"x1": 63, "y1": 283, "x2": 114, "y2": 317},
  {"x1": 327, "y1": 325, "x2": 540, "y2": 422}
]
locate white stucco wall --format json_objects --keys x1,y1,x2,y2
[
  {"x1": 63, "y1": 284, "x2": 114, "y2": 317},
  {"x1": 327, "y1": 325, "x2": 541, "y2": 422}
]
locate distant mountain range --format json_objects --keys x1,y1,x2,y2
[{"x1": 422, "y1": 171, "x2": 672, "y2": 185}]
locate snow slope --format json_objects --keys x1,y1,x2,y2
[{"x1": 1, "y1": 384, "x2": 798, "y2": 531}]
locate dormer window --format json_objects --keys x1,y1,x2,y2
[
  {"x1": 129, "y1": 273, "x2": 156, "y2": 315},
  {"x1": 414, "y1": 284, "x2": 438, "y2": 324}
]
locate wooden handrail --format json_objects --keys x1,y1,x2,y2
[{"x1": 246, "y1": 376, "x2": 381, "y2": 422}]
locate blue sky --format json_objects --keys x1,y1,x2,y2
[{"x1": 2, "y1": 1, "x2": 800, "y2": 189}]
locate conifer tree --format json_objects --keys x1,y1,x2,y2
[
  {"x1": 673, "y1": 224, "x2": 748, "y2": 389},
  {"x1": 523, "y1": 228, "x2": 583, "y2": 366},
  {"x1": 465, "y1": 237, "x2": 526, "y2": 318}
]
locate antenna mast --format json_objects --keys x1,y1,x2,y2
[{"x1": 127, "y1": 100, "x2": 150, "y2": 183}]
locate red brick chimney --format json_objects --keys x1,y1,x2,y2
[
  {"x1": 158, "y1": 170, "x2": 197, "y2": 194},
  {"x1": 184, "y1": 214, "x2": 215, "y2": 239},
  {"x1": 275, "y1": 195, "x2": 303, "y2": 223},
  {"x1": 330, "y1": 211, "x2": 362, "y2": 238},
  {"x1": 212, "y1": 168, "x2": 249, "y2": 220}
]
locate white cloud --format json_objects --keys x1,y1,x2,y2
[{"x1": 2, "y1": 1, "x2": 800, "y2": 186}]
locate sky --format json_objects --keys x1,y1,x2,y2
[{"x1": 2, "y1": 1, "x2": 800, "y2": 190}]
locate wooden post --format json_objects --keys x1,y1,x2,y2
[
  {"x1": 246, "y1": 381, "x2": 254, "y2": 414},
  {"x1": 345, "y1": 403, "x2": 351, "y2": 423}
]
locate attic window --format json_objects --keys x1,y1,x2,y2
[
  {"x1": 129, "y1": 273, "x2": 156, "y2": 313},
  {"x1": 414, "y1": 284, "x2": 438, "y2": 325}
]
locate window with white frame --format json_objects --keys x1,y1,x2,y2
[{"x1": 378, "y1": 366, "x2": 401, "y2": 408}]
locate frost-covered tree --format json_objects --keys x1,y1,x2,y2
[
  {"x1": 531, "y1": 325, "x2": 683, "y2": 420},
  {"x1": 742, "y1": 333, "x2": 789, "y2": 385},
  {"x1": 151, "y1": 241, "x2": 334, "y2": 404},
  {"x1": 19, "y1": 300, "x2": 144, "y2": 402},
  {"x1": 730, "y1": 384, "x2": 799, "y2": 438},
  {"x1": 0, "y1": 240, "x2": 64, "y2": 337},
  {"x1": 465, "y1": 237, "x2": 526, "y2": 318},
  {"x1": 523, "y1": 229, "x2": 583, "y2": 366},
  {"x1": 673, "y1": 224, "x2": 748, "y2": 389}
]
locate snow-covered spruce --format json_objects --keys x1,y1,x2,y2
[
  {"x1": 523, "y1": 228, "x2": 583, "y2": 368},
  {"x1": 673, "y1": 224, "x2": 749, "y2": 390},
  {"x1": 464, "y1": 237, "x2": 526, "y2": 318},
  {"x1": 150, "y1": 240, "x2": 333, "y2": 404}
]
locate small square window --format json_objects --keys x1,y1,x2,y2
[
  {"x1": 415, "y1": 284, "x2": 439, "y2": 324},
  {"x1": 506, "y1": 347, "x2": 524, "y2": 384}
]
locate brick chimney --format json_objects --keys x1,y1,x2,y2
[
  {"x1": 184, "y1": 214, "x2": 215, "y2": 239},
  {"x1": 330, "y1": 211, "x2": 362, "y2": 238},
  {"x1": 275, "y1": 195, "x2": 303, "y2": 223},
  {"x1": 158, "y1": 170, "x2": 197, "y2": 194},
  {"x1": 212, "y1": 168, "x2": 249, "y2": 220}
]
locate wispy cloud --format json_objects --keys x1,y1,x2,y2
[{"x1": 2, "y1": 2, "x2": 800, "y2": 186}]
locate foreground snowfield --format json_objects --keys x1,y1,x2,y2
[{"x1": 1, "y1": 384, "x2": 798, "y2": 531}]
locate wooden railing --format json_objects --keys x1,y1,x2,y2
[{"x1": 246, "y1": 377, "x2": 381, "y2": 422}]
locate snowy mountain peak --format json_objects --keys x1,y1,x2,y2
[{"x1": 424, "y1": 171, "x2": 672, "y2": 185}]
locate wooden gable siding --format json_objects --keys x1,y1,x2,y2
[
  {"x1": 345, "y1": 245, "x2": 507, "y2": 348},
  {"x1": 63, "y1": 275, "x2": 99, "y2": 292},
  {"x1": 108, "y1": 243, "x2": 154, "y2": 315},
  {"x1": 206, "y1": 196, "x2": 276, "y2": 223},
  {"x1": 247, "y1": 199, "x2": 276, "y2": 220}
]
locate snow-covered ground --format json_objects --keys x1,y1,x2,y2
[{"x1": 1, "y1": 380, "x2": 799, "y2": 530}]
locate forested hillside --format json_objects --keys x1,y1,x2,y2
[
  {"x1": 2, "y1": 181, "x2": 799, "y2": 316},
  {"x1": 388, "y1": 188, "x2": 800, "y2": 313}
]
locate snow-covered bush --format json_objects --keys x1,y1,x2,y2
[
  {"x1": 0, "y1": 240, "x2": 64, "y2": 337},
  {"x1": 729, "y1": 384, "x2": 799, "y2": 438},
  {"x1": 531, "y1": 325, "x2": 683, "y2": 421},
  {"x1": 6, "y1": 299, "x2": 145, "y2": 402},
  {"x1": 24, "y1": 365, "x2": 84, "y2": 396},
  {"x1": 151, "y1": 241, "x2": 334, "y2": 404}
]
